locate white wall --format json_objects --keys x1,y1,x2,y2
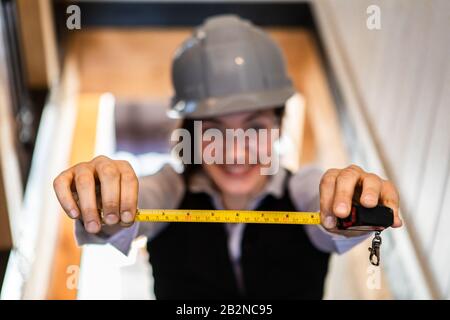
[{"x1": 315, "y1": 0, "x2": 450, "y2": 298}]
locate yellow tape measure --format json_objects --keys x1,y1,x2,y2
[{"x1": 135, "y1": 209, "x2": 321, "y2": 225}]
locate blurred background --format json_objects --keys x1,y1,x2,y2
[{"x1": 0, "y1": 0, "x2": 449, "y2": 300}]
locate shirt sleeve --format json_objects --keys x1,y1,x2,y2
[
  {"x1": 74, "y1": 164, "x2": 185, "y2": 255},
  {"x1": 288, "y1": 165, "x2": 372, "y2": 254}
]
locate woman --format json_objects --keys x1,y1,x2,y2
[{"x1": 53, "y1": 15, "x2": 402, "y2": 299}]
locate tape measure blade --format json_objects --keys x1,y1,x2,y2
[{"x1": 135, "y1": 209, "x2": 320, "y2": 225}]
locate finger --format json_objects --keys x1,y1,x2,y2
[
  {"x1": 116, "y1": 161, "x2": 138, "y2": 226},
  {"x1": 74, "y1": 163, "x2": 101, "y2": 233},
  {"x1": 319, "y1": 168, "x2": 339, "y2": 229},
  {"x1": 333, "y1": 165, "x2": 362, "y2": 218},
  {"x1": 380, "y1": 180, "x2": 402, "y2": 228},
  {"x1": 53, "y1": 169, "x2": 80, "y2": 219},
  {"x1": 94, "y1": 159, "x2": 121, "y2": 225},
  {"x1": 360, "y1": 173, "x2": 382, "y2": 208}
]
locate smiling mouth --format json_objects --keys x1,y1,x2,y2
[{"x1": 220, "y1": 164, "x2": 258, "y2": 177}]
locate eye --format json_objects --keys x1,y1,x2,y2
[
  {"x1": 247, "y1": 123, "x2": 269, "y2": 131},
  {"x1": 203, "y1": 125, "x2": 226, "y2": 135},
  {"x1": 202, "y1": 123, "x2": 219, "y2": 130}
]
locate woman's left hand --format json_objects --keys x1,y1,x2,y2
[{"x1": 319, "y1": 165, "x2": 402, "y2": 234}]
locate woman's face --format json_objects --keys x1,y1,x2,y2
[{"x1": 200, "y1": 109, "x2": 279, "y2": 197}]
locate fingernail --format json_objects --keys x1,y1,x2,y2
[
  {"x1": 335, "y1": 203, "x2": 348, "y2": 215},
  {"x1": 86, "y1": 221, "x2": 100, "y2": 233},
  {"x1": 69, "y1": 209, "x2": 79, "y2": 219},
  {"x1": 364, "y1": 194, "x2": 376, "y2": 204},
  {"x1": 324, "y1": 216, "x2": 336, "y2": 229},
  {"x1": 121, "y1": 211, "x2": 133, "y2": 223},
  {"x1": 104, "y1": 213, "x2": 119, "y2": 225}
]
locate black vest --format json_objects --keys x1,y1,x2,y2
[{"x1": 147, "y1": 174, "x2": 330, "y2": 299}]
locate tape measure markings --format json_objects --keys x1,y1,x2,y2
[{"x1": 135, "y1": 209, "x2": 321, "y2": 225}]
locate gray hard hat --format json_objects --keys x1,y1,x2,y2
[{"x1": 168, "y1": 14, "x2": 295, "y2": 119}]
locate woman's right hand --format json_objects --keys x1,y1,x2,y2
[{"x1": 53, "y1": 155, "x2": 139, "y2": 233}]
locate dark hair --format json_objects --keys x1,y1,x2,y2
[{"x1": 177, "y1": 107, "x2": 285, "y2": 183}]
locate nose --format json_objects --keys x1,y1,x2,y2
[
  {"x1": 224, "y1": 135, "x2": 258, "y2": 165},
  {"x1": 234, "y1": 141, "x2": 247, "y2": 164}
]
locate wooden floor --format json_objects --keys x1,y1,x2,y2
[{"x1": 47, "y1": 27, "x2": 339, "y2": 299}]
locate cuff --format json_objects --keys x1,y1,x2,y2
[
  {"x1": 75, "y1": 220, "x2": 140, "y2": 255},
  {"x1": 305, "y1": 224, "x2": 372, "y2": 254}
]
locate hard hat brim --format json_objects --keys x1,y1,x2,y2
[{"x1": 168, "y1": 86, "x2": 295, "y2": 119}]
